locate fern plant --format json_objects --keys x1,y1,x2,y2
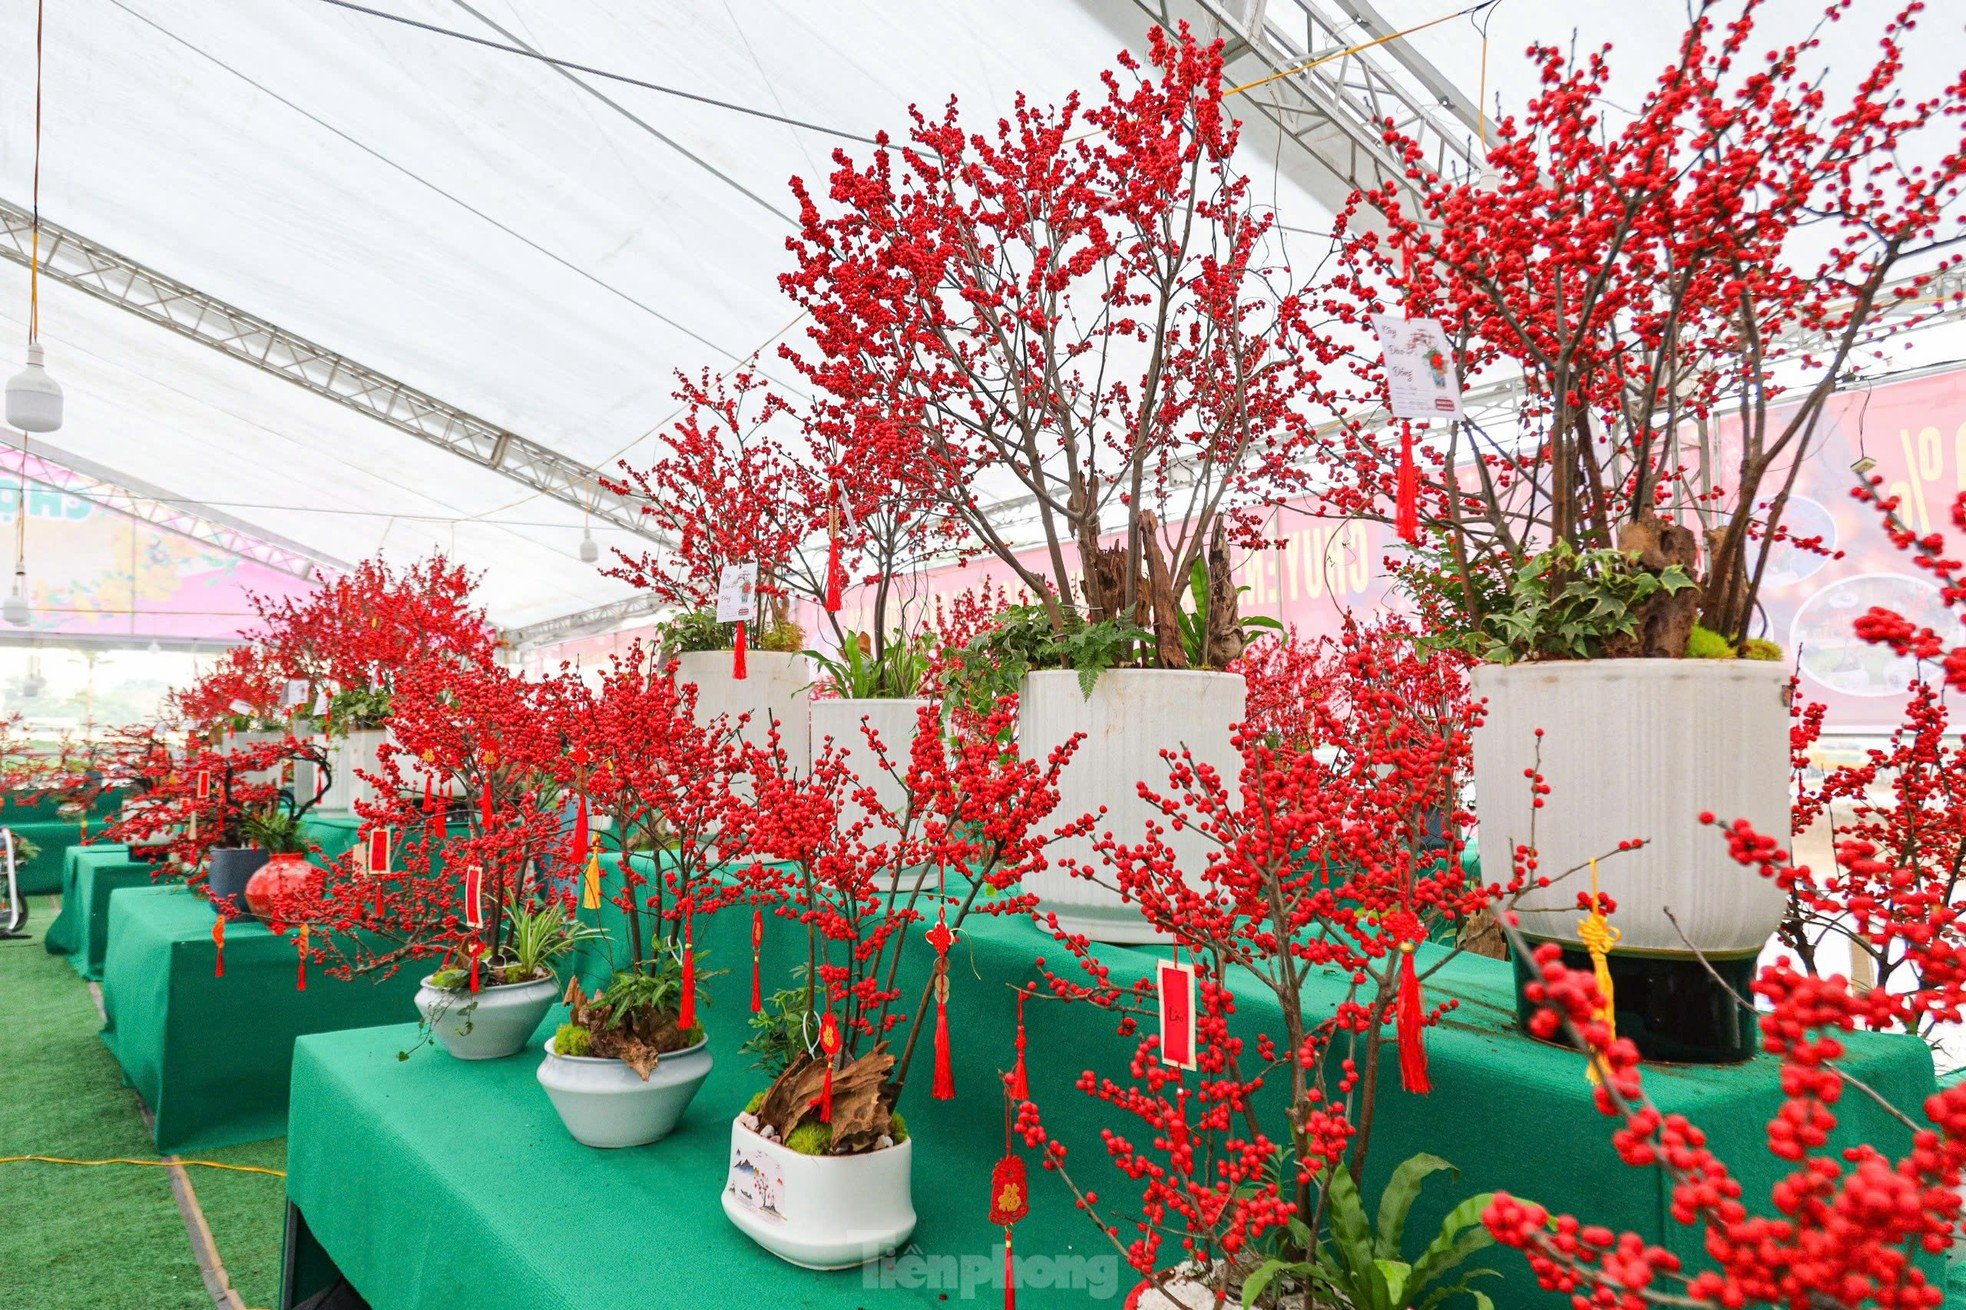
[
  {"x1": 1241, "y1": 1154, "x2": 1498, "y2": 1310},
  {"x1": 1174, "y1": 557, "x2": 1283, "y2": 669},
  {"x1": 954, "y1": 604, "x2": 1156, "y2": 705}
]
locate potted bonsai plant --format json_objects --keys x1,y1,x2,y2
[
  {"x1": 537, "y1": 947, "x2": 715, "y2": 1148},
  {"x1": 605, "y1": 371, "x2": 820, "y2": 762},
  {"x1": 1304, "y1": 0, "x2": 1966, "y2": 1058},
  {"x1": 416, "y1": 898, "x2": 602, "y2": 1061},
  {"x1": 719, "y1": 699, "x2": 1067, "y2": 1268},
  {"x1": 775, "y1": 33, "x2": 1335, "y2": 940}
]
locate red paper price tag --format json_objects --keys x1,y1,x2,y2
[{"x1": 1158, "y1": 958, "x2": 1197, "y2": 1070}]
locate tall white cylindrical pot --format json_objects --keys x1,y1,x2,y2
[
  {"x1": 322, "y1": 729, "x2": 391, "y2": 813},
  {"x1": 1020, "y1": 669, "x2": 1245, "y2": 944},
  {"x1": 228, "y1": 729, "x2": 283, "y2": 788},
  {"x1": 810, "y1": 698, "x2": 932, "y2": 842},
  {"x1": 1471, "y1": 659, "x2": 1792, "y2": 1060},
  {"x1": 673, "y1": 651, "x2": 810, "y2": 764}
]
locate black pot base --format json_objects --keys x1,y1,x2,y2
[{"x1": 1511, "y1": 939, "x2": 1759, "y2": 1064}]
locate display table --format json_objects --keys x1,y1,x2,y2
[
  {"x1": 44, "y1": 842, "x2": 155, "y2": 979},
  {"x1": 280, "y1": 898, "x2": 1936, "y2": 1309},
  {"x1": 298, "y1": 810, "x2": 364, "y2": 864},
  {"x1": 100, "y1": 885, "x2": 426, "y2": 1153}
]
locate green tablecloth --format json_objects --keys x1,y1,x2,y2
[
  {"x1": 282, "y1": 896, "x2": 1935, "y2": 1309},
  {"x1": 44, "y1": 843, "x2": 154, "y2": 979},
  {"x1": 8, "y1": 818, "x2": 96, "y2": 895},
  {"x1": 100, "y1": 885, "x2": 426, "y2": 1154},
  {"x1": 299, "y1": 811, "x2": 363, "y2": 863}
]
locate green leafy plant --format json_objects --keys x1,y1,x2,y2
[
  {"x1": 1175, "y1": 557, "x2": 1283, "y2": 669},
  {"x1": 743, "y1": 975, "x2": 815, "y2": 1076},
  {"x1": 504, "y1": 900, "x2": 606, "y2": 982},
  {"x1": 758, "y1": 614, "x2": 805, "y2": 653},
  {"x1": 1451, "y1": 544, "x2": 1695, "y2": 664},
  {"x1": 1241, "y1": 1154, "x2": 1497, "y2": 1310},
  {"x1": 659, "y1": 609, "x2": 733, "y2": 657},
  {"x1": 806, "y1": 630, "x2": 938, "y2": 700},
  {"x1": 3, "y1": 831, "x2": 41, "y2": 865},
  {"x1": 954, "y1": 604, "x2": 1155, "y2": 705},
  {"x1": 237, "y1": 804, "x2": 308, "y2": 855},
  {"x1": 327, "y1": 685, "x2": 393, "y2": 735}
]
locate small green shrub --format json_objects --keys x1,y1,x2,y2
[
  {"x1": 1685, "y1": 623, "x2": 1737, "y2": 659},
  {"x1": 786, "y1": 1122, "x2": 833, "y2": 1156},
  {"x1": 554, "y1": 1023, "x2": 591, "y2": 1057}
]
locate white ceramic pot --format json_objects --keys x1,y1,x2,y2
[
  {"x1": 1470, "y1": 659, "x2": 1791, "y2": 957},
  {"x1": 536, "y1": 1034, "x2": 713, "y2": 1148},
  {"x1": 674, "y1": 650, "x2": 811, "y2": 763},
  {"x1": 811, "y1": 697, "x2": 932, "y2": 843},
  {"x1": 227, "y1": 729, "x2": 285, "y2": 787},
  {"x1": 414, "y1": 973, "x2": 558, "y2": 1060},
  {"x1": 722, "y1": 1117, "x2": 915, "y2": 1269},
  {"x1": 1019, "y1": 669, "x2": 1245, "y2": 943},
  {"x1": 321, "y1": 729, "x2": 391, "y2": 813}
]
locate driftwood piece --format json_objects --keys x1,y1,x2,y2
[
  {"x1": 1138, "y1": 513, "x2": 1190, "y2": 669},
  {"x1": 1203, "y1": 520, "x2": 1244, "y2": 668},
  {"x1": 1619, "y1": 515, "x2": 1702, "y2": 658},
  {"x1": 756, "y1": 1042, "x2": 896, "y2": 1153}
]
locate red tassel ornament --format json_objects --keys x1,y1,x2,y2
[
  {"x1": 570, "y1": 792, "x2": 590, "y2": 870},
  {"x1": 1396, "y1": 942, "x2": 1431, "y2": 1094},
  {"x1": 927, "y1": 910, "x2": 956, "y2": 1100},
  {"x1": 296, "y1": 925, "x2": 309, "y2": 992},
  {"x1": 678, "y1": 903, "x2": 698, "y2": 1031},
  {"x1": 750, "y1": 907, "x2": 764, "y2": 1013},
  {"x1": 732, "y1": 621, "x2": 748, "y2": 680},
  {"x1": 1395, "y1": 424, "x2": 1420, "y2": 544},
  {"x1": 479, "y1": 772, "x2": 496, "y2": 832},
  {"x1": 468, "y1": 937, "x2": 485, "y2": 993},
  {"x1": 212, "y1": 915, "x2": 225, "y2": 979},
  {"x1": 823, "y1": 522, "x2": 843, "y2": 613},
  {"x1": 1008, "y1": 987, "x2": 1029, "y2": 1100}
]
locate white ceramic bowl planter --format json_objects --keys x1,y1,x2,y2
[
  {"x1": 1020, "y1": 668, "x2": 1246, "y2": 943},
  {"x1": 722, "y1": 1118, "x2": 916, "y2": 1269},
  {"x1": 536, "y1": 1035, "x2": 713, "y2": 1149},
  {"x1": 414, "y1": 973, "x2": 558, "y2": 1061},
  {"x1": 810, "y1": 697, "x2": 932, "y2": 847},
  {"x1": 674, "y1": 650, "x2": 811, "y2": 764},
  {"x1": 1471, "y1": 659, "x2": 1792, "y2": 1061}
]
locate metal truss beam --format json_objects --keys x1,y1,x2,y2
[
  {"x1": 0, "y1": 435, "x2": 345, "y2": 581},
  {"x1": 0, "y1": 200, "x2": 668, "y2": 545},
  {"x1": 1123, "y1": 0, "x2": 1482, "y2": 212},
  {"x1": 503, "y1": 593, "x2": 666, "y2": 651}
]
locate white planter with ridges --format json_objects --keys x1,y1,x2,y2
[
  {"x1": 536, "y1": 1035, "x2": 712, "y2": 1148},
  {"x1": 722, "y1": 1118, "x2": 915, "y2": 1269},
  {"x1": 1470, "y1": 659, "x2": 1791, "y2": 957},
  {"x1": 674, "y1": 650, "x2": 810, "y2": 764},
  {"x1": 320, "y1": 729, "x2": 391, "y2": 813},
  {"x1": 811, "y1": 697, "x2": 932, "y2": 843},
  {"x1": 414, "y1": 973, "x2": 557, "y2": 1061},
  {"x1": 1020, "y1": 668, "x2": 1244, "y2": 943}
]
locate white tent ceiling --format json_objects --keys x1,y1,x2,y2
[{"x1": 0, "y1": 0, "x2": 1958, "y2": 633}]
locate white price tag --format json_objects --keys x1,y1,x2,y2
[
  {"x1": 1371, "y1": 315, "x2": 1463, "y2": 420},
  {"x1": 715, "y1": 563, "x2": 759, "y2": 624},
  {"x1": 282, "y1": 679, "x2": 309, "y2": 708}
]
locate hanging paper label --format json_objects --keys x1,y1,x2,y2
[
  {"x1": 715, "y1": 562, "x2": 759, "y2": 624},
  {"x1": 366, "y1": 828, "x2": 390, "y2": 876},
  {"x1": 194, "y1": 769, "x2": 212, "y2": 801},
  {"x1": 463, "y1": 863, "x2": 484, "y2": 928},
  {"x1": 282, "y1": 679, "x2": 309, "y2": 708},
  {"x1": 228, "y1": 698, "x2": 254, "y2": 717},
  {"x1": 1157, "y1": 958, "x2": 1197, "y2": 1070},
  {"x1": 1370, "y1": 315, "x2": 1463, "y2": 420}
]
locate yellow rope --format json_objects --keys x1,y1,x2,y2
[
  {"x1": 1577, "y1": 858, "x2": 1621, "y2": 1085},
  {"x1": 0, "y1": 1154, "x2": 287, "y2": 1178},
  {"x1": 1223, "y1": 1, "x2": 1495, "y2": 99}
]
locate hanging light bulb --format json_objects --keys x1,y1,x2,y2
[
  {"x1": 578, "y1": 521, "x2": 599, "y2": 564},
  {"x1": 11, "y1": 0, "x2": 58, "y2": 435},
  {"x1": 6, "y1": 343, "x2": 60, "y2": 433},
  {"x1": 3, "y1": 567, "x2": 29, "y2": 628}
]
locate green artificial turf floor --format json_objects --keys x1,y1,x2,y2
[{"x1": 0, "y1": 896, "x2": 288, "y2": 1310}]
